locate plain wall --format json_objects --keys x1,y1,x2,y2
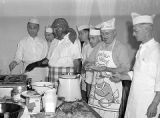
[{"x1": 0, "y1": 0, "x2": 160, "y2": 74}]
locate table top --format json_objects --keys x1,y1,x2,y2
[{"x1": 30, "y1": 100, "x2": 102, "y2": 118}]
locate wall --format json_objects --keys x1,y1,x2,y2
[{"x1": 0, "y1": 0, "x2": 160, "y2": 74}]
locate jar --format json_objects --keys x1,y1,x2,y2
[
  {"x1": 26, "y1": 95, "x2": 41, "y2": 114},
  {"x1": 44, "y1": 89, "x2": 57, "y2": 113}
]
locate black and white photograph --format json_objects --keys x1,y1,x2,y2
[{"x1": 0, "y1": 0, "x2": 160, "y2": 118}]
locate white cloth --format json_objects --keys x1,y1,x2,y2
[
  {"x1": 96, "y1": 18, "x2": 115, "y2": 30},
  {"x1": 125, "y1": 39, "x2": 160, "y2": 118},
  {"x1": 82, "y1": 43, "x2": 93, "y2": 64},
  {"x1": 88, "y1": 40, "x2": 122, "y2": 118},
  {"x1": 29, "y1": 18, "x2": 39, "y2": 25},
  {"x1": 131, "y1": 12, "x2": 155, "y2": 25},
  {"x1": 89, "y1": 29, "x2": 100, "y2": 36},
  {"x1": 45, "y1": 27, "x2": 53, "y2": 33},
  {"x1": 14, "y1": 36, "x2": 48, "y2": 82},
  {"x1": 20, "y1": 106, "x2": 30, "y2": 118},
  {"x1": 48, "y1": 34, "x2": 81, "y2": 67},
  {"x1": 78, "y1": 25, "x2": 89, "y2": 31},
  {"x1": 47, "y1": 38, "x2": 59, "y2": 60}
]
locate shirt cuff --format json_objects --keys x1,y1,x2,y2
[
  {"x1": 155, "y1": 81, "x2": 160, "y2": 91},
  {"x1": 128, "y1": 71, "x2": 133, "y2": 80}
]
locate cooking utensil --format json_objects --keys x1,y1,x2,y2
[
  {"x1": 0, "y1": 103, "x2": 24, "y2": 118},
  {"x1": 58, "y1": 74, "x2": 82, "y2": 102},
  {"x1": 32, "y1": 82, "x2": 54, "y2": 95}
]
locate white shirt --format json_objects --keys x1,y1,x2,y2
[
  {"x1": 82, "y1": 43, "x2": 93, "y2": 63},
  {"x1": 47, "y1": 38, "x2": 59, "y2": 60},
  {"x1": 48, "y1": 33, "x2": 82, "y2": 67},
  {"x1": 128, "y1": 39, "x2": 160, "y2": 91},
  {"x1": 14, "y1": 36, "x2": 48, "y2": 64}
]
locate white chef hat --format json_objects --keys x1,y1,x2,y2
[
  {"x1": 131, "y1": 12, "x2": 155, "y2": 25},
  {"x1": 95, "y1": 23, "x2": 103, "y2": 29},
  {"x1": 78, "y1": 25, "x2": 89, "y2": 31},
  {"x1": 45, "y1": 27, "x2": 53, "y2": 33},
  {"x1": 89, "y1": 29, "x2": 100, "y2": 36},
  {"x1": 28, "y1": 18, "x2": 39, "y2": 24},
  {"x1": 100, "y1": 18, "x2": 115, "y2": 31}
]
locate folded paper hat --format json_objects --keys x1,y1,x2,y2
[
  {"x1": 95, "y1": 23, "x2": 103, "y2": 29},
  {"x1": 100, "y1": 18, "x2": 115, "y2": 31},
  {"x1": 28, "y1": 18, "x2": 39, "y2": 24},
  {"x1": 78, "y1": 25, "x2": 89, "y2": 31},
  {"x1": 89, "y1": 28, "x2": 100, "y2": 36},
  {"x1": 45, "y1": 27, "x2": 53, "y2": 33},
  {"x1": 131, "y1": 12, "x2": 155, "y2": 25}
]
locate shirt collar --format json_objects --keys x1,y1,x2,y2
[
  {"x1": 28, "y1": 35, "x2": 38, "y2": 41},
  {"x1": 140, "y1": 38, "x2": 156, "y2": 48}
]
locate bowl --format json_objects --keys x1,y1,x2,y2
[
  {"x1": 32, "y1": 82, "x2": 54, "y2": 95},
  {"x1": 0, "y1": 103, "x2": 24, "y2": 118}
]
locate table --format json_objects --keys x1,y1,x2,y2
[{"x1": 29, "y1": 100, "x2": 102, "y2": 118}]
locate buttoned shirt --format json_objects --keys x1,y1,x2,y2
[
  {"x1": 14, "y1": 36, "x2": 48, "y2": 64},
  {"x1": 48, "y1": 33, "x2": 82, "y2": 67},
  {"x1": 133, "y1": 39, "x2": 160, "y2": 91}
]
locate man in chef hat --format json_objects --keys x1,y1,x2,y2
[
  {"x1": 117, "y1": 12, "x2": 160, "y2": 118},
  {"x1": 86, "y1": 18, "x2": 130, "y2": 118},
  {"x1": 45, "y1": 27, "x2": 54, "y2": 44},
  {"x1": 77, "y1": 25, "x2": 90, "y2": 45},
  {"x1": 9, "y1": 17, "x2": 48, "y2": 82},
  {"x1": 76, "y1": 24, "x2": 90, "y2": 102},
  {"x1": 82, "y1": 28, "x2": 101, "y2": 101}
]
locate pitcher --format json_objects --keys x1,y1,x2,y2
[{"x1": 58, "y1": 75, "x2": 82, "y2": 101}]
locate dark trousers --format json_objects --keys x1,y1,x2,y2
[
  {"x1": 119, "y1": 80, "x2": 131, "y2": 118},
  {"x1": 81, "y1": 90, "x2": 88, "y2": 103}
]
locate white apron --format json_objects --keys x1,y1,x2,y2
[
  {"x1": 125, "y1": 46, "x2": 160, "y2": 118},
  {"x1": 88, "y1": 41, "x2": 122, "y2": 118}
]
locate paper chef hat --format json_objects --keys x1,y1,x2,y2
[
  {"x1": 131, "y1": 12, "x2": 155, "y2": 25},
  {"x1": 95, "y1": 18, "x2": 115, "y2": 31},
  {"x1": 78, "y1": 25, "x2": 89, "y2": 31},
  {"x1": 89, "y1": 29, "x2": 100, "y2": 36},
  {"x1": 28, "y1": 18, "x2": 39, "y2": 24},
  {"x1": 45, "y1": 27, "x2": 53, "y2": 33}
]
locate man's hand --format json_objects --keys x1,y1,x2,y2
[
  {"x1": 9, "y1": 61, "x2": 17, "y2": 71},
  {"x1": 87, "y1": 65, "x2": 106, "y2": 72},
  {"x1": 146, "y1": 102, "x2": 158, "y2": 118},
  {"x1": 42, "y1": 58, "x2": 49, "y2": 65},
  {"x1": 83, "y1": 61, "x2": 95, "y2": 70},
  {"x1": 109, "y1": 73, "x2": 121, "y2": 83}
]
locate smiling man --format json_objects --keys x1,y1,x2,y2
[{"x1": 86, "y1": 18, "x2": 130, "y2": 118}]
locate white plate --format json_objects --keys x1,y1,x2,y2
[{"x1": 21, "y1": 91, "x2": 41, "y2": 98}]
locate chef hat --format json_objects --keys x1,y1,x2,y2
[
  {"x1": 131, "y1": 12, "x2": 155, "y2": 25},
  {"x1": 95, "y1": 23, "x2": 103, "y2": 29},
  {"x1": 100, "y1": 18, "x2": 115, "y2": 31},
  {"x1": 28, "y1": 18, "x2": 39, "y2": 24},
  {"x1": 89, "y1": 29, "x2": 100, "y2": 36},
  {"x1": 78, "y1": 25, "x2": 89, "y2": 31},
  {"x1": 45, "y1": 27, "x2": 53, "y2": 33}
]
